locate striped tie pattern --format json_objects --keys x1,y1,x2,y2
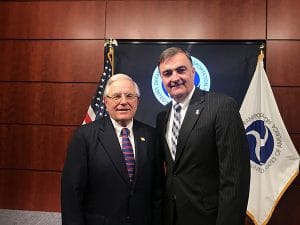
[
  {"x1": 121, "y1": 128, "x2": 135, "y2": 182},
  {"x1": 171, "y1": 103, "x2": 182, "y2": 160}
]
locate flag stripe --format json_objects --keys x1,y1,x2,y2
[{"x1": 82, "y1": 44, "x2": 114, "y2": 124}]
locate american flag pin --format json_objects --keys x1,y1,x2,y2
[
  {"x1": 195, "y1": 109, "x2": 200, "y2": 115},
  {"x1": 140, "y1": 137, "x2": 145, "y2": 142}
]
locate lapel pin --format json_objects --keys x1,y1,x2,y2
[
  {"x1": 140, "y1": 137, "x2": 146, "y2": 142},
  {"x1": 195, "y1": 109, "x2": 200, "y2": 115}
]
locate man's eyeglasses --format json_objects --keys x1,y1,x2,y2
[{"x1": 106, "y1": 93, "x2": 138, "y2": 102}]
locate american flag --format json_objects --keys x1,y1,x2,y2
[{"x1": 82, "y1": 41, "x2": 116, "y2": 124}]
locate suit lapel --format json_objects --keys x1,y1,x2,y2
[
  {"x1": 132, "y1": 121, "x2": 148, "y2": 184},
  {"x1": 97, "y1": 118, "x2": 130, "y2": 185},
  {"x1": 161, "y1": 105, "x2": 173, "y2": 162},
  {"x1": 175, "y1": 89, "x2": 205, "y2": 163},
  {"x1": 161, "y1": 105, "x2": 171, "y2": 134}
]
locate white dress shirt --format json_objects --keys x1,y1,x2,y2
[
  {"x1": 166, "y1": 86, "x2": 195, "y2": 159},
  {"x1": 110, "y1": 118, "x2": 136, "y2": 158}
]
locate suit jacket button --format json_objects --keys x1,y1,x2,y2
[
  {"x1": 125, "y1": 216, "x2": 132, "y2": 222},
  {"x1": 173, "y1": 172, "x2": 177, "y2": 177}
]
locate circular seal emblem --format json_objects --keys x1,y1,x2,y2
[
  {"x1": 152, "y1": 56, "x2": 211, "y2": 105},
  {"x1": 246, "y1": 120, "x2": 274, "y2": 165},
  {"x1": 243, "y1": 113, "x2": 283, "y2": 173}
]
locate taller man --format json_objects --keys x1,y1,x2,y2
[{"x1": 156, "y1": 47, "x2": 250, "y2": 225}]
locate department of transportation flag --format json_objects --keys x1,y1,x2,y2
[
  {"x1": 240, "y1": 53, "x2": 299, "y2": 225},
  {"x1": 82, "y1": 41, "x2": 115, "y2": 124}
]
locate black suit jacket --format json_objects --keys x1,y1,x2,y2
[
  {"x1": 61, "y1": 117, "x2": 164, "y2": 225},
  {"x1": 156, "y1": 89, "x2": 250, "y2": 225}
]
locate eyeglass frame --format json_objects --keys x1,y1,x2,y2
[{"x1": 105, "y1": 92, "x2": 139, "y2": 102}]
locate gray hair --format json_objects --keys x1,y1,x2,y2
[{"x1": 103, "y1": 73, "x2": 140, "y2": 97}]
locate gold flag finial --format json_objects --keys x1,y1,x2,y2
[
  {"x1": 104, "y1": 39, "x2": 118, "y2": 75},
  {"x1": 104, "y1": 38, "x2": 118, "y2": 47},
  {"x1": 258, "y1": 44, "x2": 264, "y2": 62}
]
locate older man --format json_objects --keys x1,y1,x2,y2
[{"x1": 61, "y1": 74, "x2": 163, "y2": 225}]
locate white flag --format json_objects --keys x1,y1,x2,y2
[{"x1": 240, "y1": 53, "x2": 299, "y2": 225}]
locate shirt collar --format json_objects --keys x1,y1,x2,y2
[
  {"x1": 110, "y1": 118, "x2": 134, "y2": 137},
  {"x1": 172, "y1": 86, "x2": 195, "y2": 111}
]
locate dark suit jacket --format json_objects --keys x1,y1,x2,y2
[
  {"x1": 156, "y1": 89, "x2": 250, "y2": 225},
  {"x1": 61, "y1": 117, "x2": 164, "y2": 225}
]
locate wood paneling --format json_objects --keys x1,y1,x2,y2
[
  {"x1": 0, "y1": 125, "x2": 75, "y2": 171},
  {"x1": 272, "y1": 87, "x2": 300, "y2": 133},
  {"x1": 290, "y1": 134, "x2": 300, "y2": 156},
  {"x1": 245, "y1": 216, "x2": 255, "y2": 225},
  {"x1": 0, "y1": 1, "x2": 106, "y2": 39},
  {"x1": 245, "y1": 178, "x2": 300, "y2": 225},
  {"x1": 267, "y1": 0, "x2": 300, "y2": 39},
  {"x1": 0, "y1": 40, "x2": 104, "y2": 82},
  {"x1": 0, "y1": 83, "x2": 96, "y2": 125},
  {"x1": 293, "y1": 174, "x2": 300, "y2": 187},
  {"x1": 0, "y1": 170, "x2": 61, "y2": 212},
  {"x1": 106, "y1": 0, "x2": 266, "y2": 39},
  {"x1": 266, "y1": 41, "x2": 300, "y2": 86},
  {"x1": 267, "y1": 185, "x2": 300, "y2": 225}
]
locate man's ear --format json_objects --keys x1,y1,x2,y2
[
  {"x1": 136, "y1": 96, "x2": 140, "y2": 105},
  {"x1": 103, "y1": 97, "x2": 107, "y2": 106}
]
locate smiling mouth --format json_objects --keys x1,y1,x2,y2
[{"x1": 117, "y1": 108, "x2": 130, "y2": 112}]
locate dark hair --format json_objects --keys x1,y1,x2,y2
[{"x1": 158, "y1": 47, "x2": 193, "y2": 67}]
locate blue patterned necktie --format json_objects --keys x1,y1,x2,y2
[
  {"x1": 171, "y1": 103, "x2": 182, "y2": 160},
  {"x1": 121, "y1": 128, "x2": 135, "y2": 182}
]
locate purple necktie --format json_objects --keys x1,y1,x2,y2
[{"x1": 121, "y1": 128, "x2": 135, "y2": 182}]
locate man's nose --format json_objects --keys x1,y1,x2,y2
[
  {"x1": 171, "y1": 71, "x2": 180, "y2": 80},
  {"x1": 119, "y1": 95, "x2": 128, "y2": 103}
]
